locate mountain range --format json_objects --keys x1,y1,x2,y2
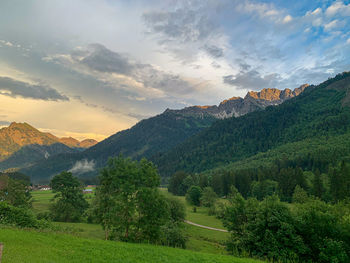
[
  {"x1": 168, "y1": 85, "x2": 308, "y2": 119},
  {"x1": 10, "y1": 86, "x2": 307, "y2": 183},
  {"x1": 0, "y1": 122, "x2": 98, "y2": 171}
]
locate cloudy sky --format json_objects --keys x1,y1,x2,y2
[{"x1": 0, "y1": 0, "x2": 349, "y2": 141}]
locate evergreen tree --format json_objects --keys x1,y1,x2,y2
[
  {"x1": 292, "y1": 185, "x2": 308, "y2": 204},
  {"x1": 312, "y1": 169, "x2": 324, "y2": 199}
]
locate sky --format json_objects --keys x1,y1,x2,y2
[{"x1": 0, "y1": 0, "x2": 349, "y2": 141}]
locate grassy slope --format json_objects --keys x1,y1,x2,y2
[
  {"x1": 0, "y1": 228, "x2": 262, "y2": 263},
  {"x1": 31, "y1": 189, "x2": 229, "y2": 255}
]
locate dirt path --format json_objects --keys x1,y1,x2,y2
[{"x1": 184, "y1": 220, "x2": 228, "y2": 232}]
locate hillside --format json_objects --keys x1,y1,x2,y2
[
  {"x1": 0, "y1": 143, "x2": 79, "y2": 171},
  {"x1": 0, "y1": 228, "x2": 262, "y2": 263},
  {"x1": 0, "y1": 122, "x2": 97, "y2": 160},
  {"x1": 21, "y1": 112, "x2": 216, "y2": 183},
  {"x1": 154, "y1": 72, "x2": 350, "y2": 177},
  {"x1": 0, "y1": 122, "x2": 58, "y2": 160},
  {"x1": 20, "y1": 87, "x2": 306, "y2": 183}
]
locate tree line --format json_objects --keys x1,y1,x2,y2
[{"x1": 168, "y1": 158, "x2": 350, "y2": 204}]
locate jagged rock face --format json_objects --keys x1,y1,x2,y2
[{"x1": 167, "y1": 85, "x2": 308, "y2": 119}]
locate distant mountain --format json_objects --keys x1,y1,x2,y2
[
  {"x1": 154, "y1": 72, "x2": 350, "y2": 177},
  {"x1": 57, "y1": 137, "x2": 98, "y2": 148},
  {"x1": 79, "y1": 139, "x2": 99, "y2": 148},
  {"x1": 21, "y1": 86, "x2": 306, "y2": 183},
  {"x1": 0, "y1": 122, "x2": 97, "y2": 161},
  {"x1": 0, "y1": 122, "x2": 98, "y2": 174},
  {"x1": 167, "y1": 85, "x2": 308, "y2": 119}
]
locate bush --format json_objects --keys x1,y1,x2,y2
[
  {"x1": 0, "y1": 201, "x2": 49, "y2": 229},
  {"x1": 36, "y1": 211, "x2": 52, "y2": 221},
  {"x1": 200, "y1": 187, "x2": 217, "y2": 207},
  {"x1": 161, "y1": 222, "x2": 187, "y2": 248},
  {"x1": 223, "y1": 194, "x2": 350, "y2": 262},
  {"x1": 166, "y1": 197, "x2": 186, "y2": 222},
  {"x1": 209, "y1": 200, "x2": 226, "y2": 218}
]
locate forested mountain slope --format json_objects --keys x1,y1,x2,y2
[
  {"x1": 21, "y1": 86, "x2": 306, "y2": 183},
  {"x1": 155, "y1": 72, "x2": 350, "y2": 177},
  {"x1": 0, "y1": 143, "x2": 79, "y2": 171},
  {"x1": 22, "y1": 111, "x2": 216, "y2": 183}
]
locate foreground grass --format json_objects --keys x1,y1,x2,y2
[
  {"x1": 0, "y1": 227, "x2": 262, "y2": 263},
  {"x1": 53, "y1": 222, "x2": 105, "y2": 240}
]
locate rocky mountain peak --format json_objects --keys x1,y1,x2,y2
[
  {"x1": 245, "y1": 88, "x2": 284, "y2": 101},
  {"x1": 8, "y1": 122, "x2": 36, "y2": 131},
  {"x1": 167, "y1": 85, "x2": 308, "y2": 120},
  {"x1": 220, "y1": 97, "x2": 242, "y2": 105},
  {"x1": 244, "y1": 86, "x2": 308, "y2": 101}
]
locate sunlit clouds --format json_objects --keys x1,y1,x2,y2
[{"x1": 0, "y1": 0, "x2": 349, "y2": 140}]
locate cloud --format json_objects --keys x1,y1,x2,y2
[
  {"x1": 283, "y1": 15, "x2": 293, "y2": 24},
  {"x1": 48, "y1": 44, "x2": 205, "y2": 99},
  {"x1": 143, "y1": 7, "x2": 216, "y2": 43},
  {"x1": 223, "y1": 70, "x2": 281, "y2": 90},
  {"x1": 204, "y1": 45, "x2": 224, "y2": 58},
  {"x1": 325, "y1": 1, "x2": 350, "y2": 17},
  {"x1": 78, "y1": 44, "x2": 134, "y2": 75},
  {"x1": 0, "y1": 76, "x2": 68, "y2": 101},
  {"x1": 236, "y1": 0, "x2": 285, "y2": 22},
  {"x1": 324, "y1": 20, "x2": 343, "y2": 31},
  {"x1": 0, "y1": 121, "x2": 10, "y2": 126},
  {"x1": 142, "y1": 2, "x2": 228, "y2": 62},
  {"x1": 0, "y1": 40, "x2": 14, "y2": 47},
  {"x1": 68, "y1": 159, "x2": 95, "y2": 174}
]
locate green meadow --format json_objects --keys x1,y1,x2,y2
[{"x1": 30, "y1": 188, "x2": 229, "y2": 255}]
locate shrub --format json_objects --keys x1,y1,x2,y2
[
  {"x1": 0, "y1": 201, "x2": 49, "y2": 228},
  {"x1": 186, "y1": 186, "x2": 202, "y2": 206}
]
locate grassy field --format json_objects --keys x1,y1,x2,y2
[
  {"x1": 0, "y1": 227, "x2": 262, "y2": 263},
  {"x1": 31, "y1": 189, "x2": 94, "y2": 213},
  {"x1": 30, "y1": 188, "x2": 230, "y2": 255},
  {"x1": 31, "y1": 190, "x2": 53, "y2": 213}
]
